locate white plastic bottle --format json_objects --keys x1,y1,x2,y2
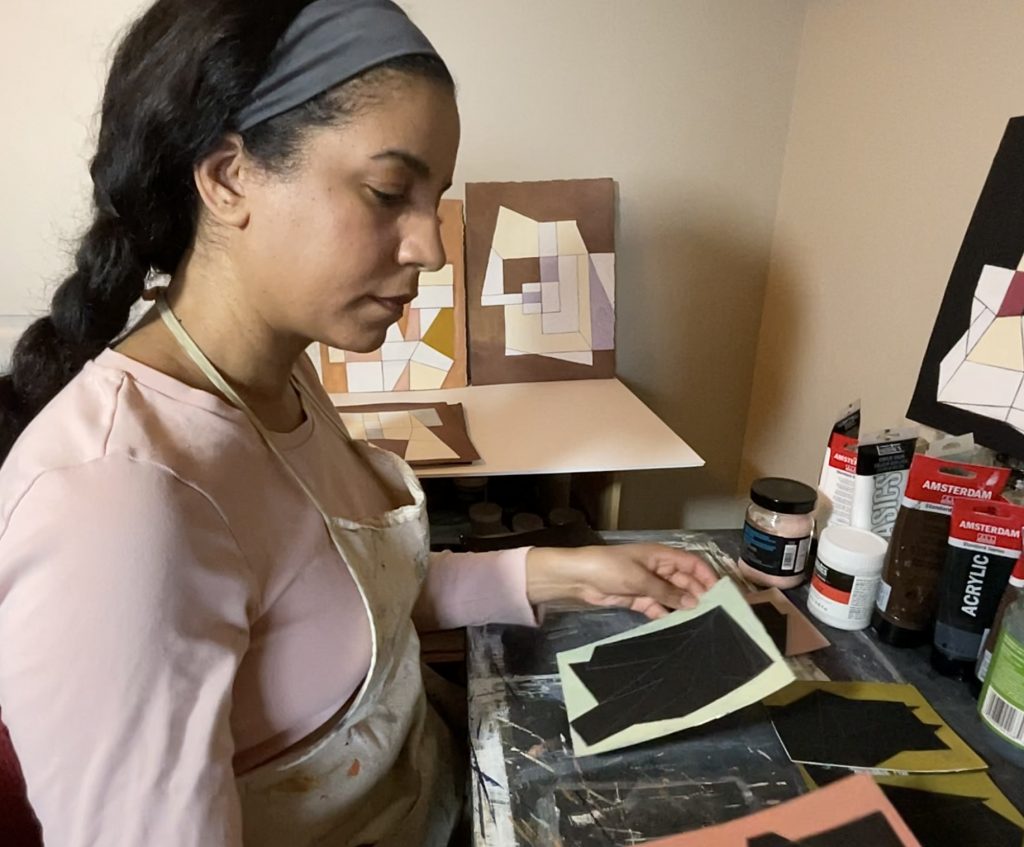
[{"x1": 807, "y1": 525, "x2": 887, "y2": 631}]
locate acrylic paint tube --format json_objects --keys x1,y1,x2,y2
[
  {"x1": 849, "y1": 428, "x2": 917, "y2": 540},
  {"x1": 872, "y1": 455, "x2": 1011, "y2": 646},
  {"x1": 816, "y1": 400, "x2": 860, "y2": 528},
  {"x1": 931, "y1": 498, "x2": 1024, "y2": 678},
  {"x1": 976, "y1": 554, "x2": 1024, "y2": 689}
]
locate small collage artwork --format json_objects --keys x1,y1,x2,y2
[
  {"x1": 311, "y1": 178, "x2": 617, "y2": 465},
  {"x1": 335, "y1": 401, "x2": 479, "y2": 467}
]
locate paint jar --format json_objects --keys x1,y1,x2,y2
[
  {"x1": 807, "y1": 526, "x2": 887, "y2": 631},
  {"x1": 739, "y1": 478, "x2": 817, "y2": 589},
  {"x1": 468, "y1": 502, "x2": 505, "y2": 536},
  {"x1": 978, "y1": 593, "x2": 1024, "y2": 767}
]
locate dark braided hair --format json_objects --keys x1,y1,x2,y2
[{"x1": 0, "y1": 0, "x2": 452, "y2": 462}]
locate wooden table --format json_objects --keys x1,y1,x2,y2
[
  {"x1": 466, "y1": 530, "x2": 1024, "y2": 846},
  {"x1": 329, "y1": 378, "x2": 703, "y2": 529}
]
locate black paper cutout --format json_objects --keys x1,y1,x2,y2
[
  {"x1": 570, "y1": 606, "x2": 772, "y2": 745},
  {"x1": 908, "y1": 116, "x2": 1024, "y2": 457},
  {"x1": 746, "y1": 812, "x2": 904, "y2": 846},
  {"x1": 751, "y1": 602, "x2": 789, "y2": 654},
  {"x1": 768, "y1": 690, "x2": 948, "y2": 768},
  {"x1": 879, "y1": 783, "x2": 1023, "y2": 847}
]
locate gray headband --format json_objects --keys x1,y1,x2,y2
[{"x1": 235, "y1": 0, "x2": 440, "y2": 131}]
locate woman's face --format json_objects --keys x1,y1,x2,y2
[{"x1": 236, "y1": 74, "x2": 460, "y2": 353}]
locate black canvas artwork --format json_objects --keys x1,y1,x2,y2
[
  {"x1": 751, "y1": 602, "x2": 789, "y2": 654},
  {"x1": 570, "y1": 606, "x2": 772, "y2": 745},
  {"x1": 746, "y1": 812, "x2": 905, "y2": 847},
  {"x1": 880, "y1": 784, "x2": 1023, "y2": 847},
  {"x1": 908, "y1": 116, "x2": 1024, "y2": 458},
  {"x1": 768, "y1": 690, "x2": 948, "y2": 768}
]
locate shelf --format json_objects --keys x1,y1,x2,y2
[{"x1": 328, "y1": 378, "x2": 703, "y2": 479}]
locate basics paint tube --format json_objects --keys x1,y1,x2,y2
[
  {"x1": 871, "y1": 454, "x2": 1010, "y2": 646},
  {"x1": 931, "y1": 498, "x2": 1024, "y2": 678},
  {"x1": 816, "y1": 400, "x2": 860, "y2": 528},
  {"x1": 849, "y1": 428, "x2": 917, "y2": 540},
  {"x1": 976, "y1": 554, "x2": 1024, "y2": 688}
]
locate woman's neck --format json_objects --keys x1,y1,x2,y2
[{"x1": 116, "y1": 260, "x2": 309, "y2": 432}]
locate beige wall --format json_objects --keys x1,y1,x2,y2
[
  {"x1": 1, "y1": 0, "x2": 808, "y2": 527},
  {"x1": 0, "y1": 0, "x2": 152, "y2": 362},
  {"x1": 742, "y1": 1, "x2": 1024, "y2": 499},
  {"x1": 402, "y1": 0, "x2": 807, "y2": 528}
]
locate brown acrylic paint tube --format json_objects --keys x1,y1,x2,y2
[{"x1": 872, "y1": 455, "x2": 1010, "y2": 647}]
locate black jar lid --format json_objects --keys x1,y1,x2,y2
[{"x1": 749, "y1": 477, "x2": 817, "y2": 515}]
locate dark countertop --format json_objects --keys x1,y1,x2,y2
[{"x1": 467, "y1": 529, "x2": 1024, "y2": 847}]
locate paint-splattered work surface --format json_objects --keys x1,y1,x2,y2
[
  {"x1": 467, "y1": 531, "x2": 1024, "y2": 846},
  {"x1": 468, "y1": 533, "x2": 807, "y2": 847}
]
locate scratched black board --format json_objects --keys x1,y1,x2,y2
[{"x1": 478, "y1": 605, "x2": 804, "y2": 846}]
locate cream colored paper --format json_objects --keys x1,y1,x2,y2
[{"x1": 557, "y1": 578, "x2": 795, "y2": 756}]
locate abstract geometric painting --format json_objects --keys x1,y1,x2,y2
[
  {"x1": 318, "y1": 198, "x2": 468, "y2": 393},
  {"x1": 334, "y1": 401, "x2": 480, "y2": 467},
  {"x1": 909, "y1": 116, "x2": 1024, "y2": 457},
  {"x1": 465, "y1": 179, "x2": 616, "y2": 385}
]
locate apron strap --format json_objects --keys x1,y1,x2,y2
[{"x1": 155, "y1": 291, "x2": 333, "y2": 519}]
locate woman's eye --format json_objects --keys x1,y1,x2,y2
[{"x1": 369, "y1": 187, "x2": 407, "y2": 207}]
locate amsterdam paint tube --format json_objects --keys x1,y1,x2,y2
[
  {"x1": 932, "y1": 498, "x2": 1024, "y2": 678},
  {"x1": 871, "y1": 455, "x2": 1010, "y2": 647}
]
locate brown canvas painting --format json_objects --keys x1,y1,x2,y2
[
  {"x1": 335, "y1": 401, "x2": 480, "y2": 467},
  {"x1": 465, "y1": 179, "x2": 616, "y2": 385},
  {"x1": 319, "y1": 198, "x2": 468, "y2": 393}
]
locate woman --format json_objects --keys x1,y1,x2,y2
[{"x1": 0, "y1": 1, "x2": 717, "y2": 844}]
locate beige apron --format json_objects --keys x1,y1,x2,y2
[{"x1": 157, "y1": 296, "x2": 460, "y2": 847}]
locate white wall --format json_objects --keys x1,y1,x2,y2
[
  {"x1": 742, "y1": 1, "x2": 1024, "y2": 495},
  {"x1": 2, "y1": 0, "x2": 807, "y2": 528},
  {"x1": 1, "y1": 0, "x2": 154, "y2": 365},
  {"x1": 402, "y1": 0, "x2": 807, "y2": 528}
]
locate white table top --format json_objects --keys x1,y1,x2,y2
[{"x1": 328, "y1": 378, "x2": 703, "y2": 478}]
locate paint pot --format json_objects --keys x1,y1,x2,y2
[
  {"x1": 512, "y1": 512, "x2": 545, "y2": 533},
  {"x1": 807, "y1": 526, "x2": 887, "y2": 630},
  {"x1": 739, "y1": 478, "x2": 817, "y2": 589},
  {"x1": 468, "y1": 501, "x2": 505, "y2": 536},
  {"x1": 978, "y1": 593, "x2": 1024, "y2": 767}
]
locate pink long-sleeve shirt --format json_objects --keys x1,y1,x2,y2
[{"x1": 0, "y1": 349, "x2": 535, "y2": 846}]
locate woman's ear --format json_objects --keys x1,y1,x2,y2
[{"x1": 193, "y1": 134, "x2": 252, "y2": 229}]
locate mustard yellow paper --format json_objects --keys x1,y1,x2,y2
[{"x1": 765, "y1": 681, "x2": 987, "y2": 774}]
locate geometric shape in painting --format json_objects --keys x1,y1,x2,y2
[
  {"x1": 411, "y1": 407, "x2": 443, "y2": 427},
  {"x1": 346, "y1": 361, "x2": 384, "y2": 393},
  {"x1": 421, "y1": 264, "x2": 454, "y2": 287},
  {"x1": 383, "y1": 360, "x2": 405, "y2": 391},
  {"x1": 975, "y1": 264, "x2": 1015, "y2": 314},
  {"x1": 910, "y1": 115, "x2": 1024, "y2": 454},
  {"x1": 410, "y1": 361, "x2": 447, "y2": 390},
  {"x1": 939, "y1": 357, "x2": 1022, "y2": 407},
  {"x1": 491, "y1": 206, "x2": 539, "y2": 259},
  {"x1": 422, "y1": 308, "x2": 456, "y2": 359},
  {"x1": 317, "y1": 198, "x2": 467, "y2": 393},
  {"x1": 997, "y1": 269, "x2": 1024, "y2": 316},
  {"x1": 333, "y1": 401, "x2": 480, "y2": 466},
  {"x1": 590, "y1": 252, "x2": 616, "y2": 309},
  {"x1": 966, "y1": 315, "x2": 1024, "y2": 370},
  {"x1": 466, "y1": 179, "x2": 616, "y2": 386},
  {"x1": 405, "y1": 421, "x2": 459, "y2": 463}
]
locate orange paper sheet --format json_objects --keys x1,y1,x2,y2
[{"x1": 644, "y1": 774, "x2": 921, "y2": 846}]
